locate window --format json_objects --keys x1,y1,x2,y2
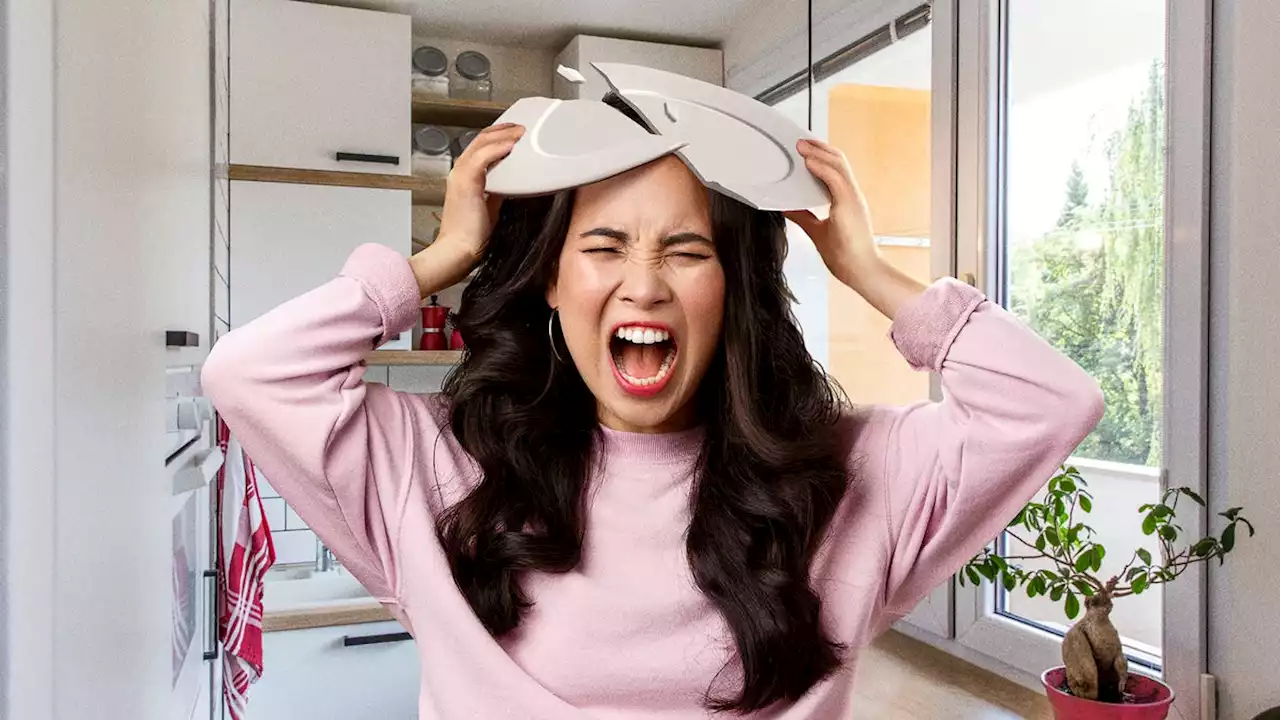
[
  {"x1": 955, "y1": 0, "x2": 1186, "y2": 681},
  {"x1": 996, "y1": 0, "x2": 1166, "y2": 662}
]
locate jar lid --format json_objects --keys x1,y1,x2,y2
[
  {"x1": 413, "y1": 125, "x2": 451, "y2": 155},
  {"x1": 455, "y1": 50, "x2": 491, "y2": 81},
  {"x1": 412, "y1": 46, "x2": 448, "y2": 76},
  {"x1": 456, "y1": 130, "x2": 480, "y2": 153}
]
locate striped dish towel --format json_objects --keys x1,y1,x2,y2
[{"x1": 216, "y1": 418, "x2": 276, "y2": 720}]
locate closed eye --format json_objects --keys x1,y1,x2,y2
[
  {"x1": 673, "y1": 252, "x2": 711, "y2": 260},
  {"x1": 584, "y1": 247, "x2": 622, "y2": 254}
]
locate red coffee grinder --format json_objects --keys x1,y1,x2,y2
[{"x1": 420, "y1": 295, "x2": 450, "y2": 351}]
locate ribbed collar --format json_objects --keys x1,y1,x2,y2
[{"x1": 596, "y1": 425, "x2": 704, "y2": 466}]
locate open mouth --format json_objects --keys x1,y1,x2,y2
[{"x1": 609, "y1": 323, "x2": 678, "y2": 396}]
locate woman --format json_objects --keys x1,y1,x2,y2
[{"x1": 203, "y1": 108, "x2": 1103, "y2": 718}]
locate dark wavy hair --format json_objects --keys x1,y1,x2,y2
[{"x1": 438, "y1": 103, "x2": 852, "y2": 713}]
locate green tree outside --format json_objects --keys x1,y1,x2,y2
[{"x1": 1008, "y1": 62, "x2": 1165, "y2": 466}]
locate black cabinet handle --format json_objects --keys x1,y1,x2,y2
[
  {"x1": 202, "y1": 569, "x2": 220, "y2": 661},
  {"x1": 335, "y1": 152, "x2": 400, "y2": 166},
  {"x1": 342, "y1": 631, "x2": 412, "y2": 647},
  {"x1": 166, "y1": 330, "x2": 200, "y2": 348}
]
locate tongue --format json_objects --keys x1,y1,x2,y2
[{"x1": 620, "y1": 343, "x2": 665, "y2": 378}]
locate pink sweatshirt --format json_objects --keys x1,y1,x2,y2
[{"x1": 202, "y1": 244, "x2": 1103, "y2": 719}]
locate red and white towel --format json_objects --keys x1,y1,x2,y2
[{"x1": 216, "y1": 419, "x2": 276, "y2": 720}]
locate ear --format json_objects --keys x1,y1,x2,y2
[{"x1": 545, "y1": 280, "x2": 559, "y2": 310}]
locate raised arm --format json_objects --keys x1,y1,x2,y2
[
  {"x1": 788, "y1": 139, "x2": 1103, "y2": 618},
  {"x1": 202, "y1": 123, "x2": 524, "y2": 601},
  {"x1": 202, "y1": 244, "x2": 438, "y2": 603}
]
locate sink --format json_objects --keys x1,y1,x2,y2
[{"x1": 262, "y1": 567, "x2": 374, "y2": 611}]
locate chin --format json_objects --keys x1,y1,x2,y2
[{"x1": 597, "y1": 393, "x2": 693, "y2": 434}]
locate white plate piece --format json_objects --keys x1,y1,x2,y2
[{"x1": 484, "y1": 63, "x2": 830, "y2": 212}]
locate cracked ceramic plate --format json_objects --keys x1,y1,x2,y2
[
  {"x1": 484, "y1": 96, "x2": 687, "y2": 197},
  {"x1": 593, "y1": 62, "x2": 829, "y2": 211},
  {"x1": 484, "y1": 64, "x2": 829, "y2": 212}
]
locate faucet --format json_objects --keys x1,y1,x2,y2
[{"x1": 316, "y1": 538, "x2": 340, "y2": 573}]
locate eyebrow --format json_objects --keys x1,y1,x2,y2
[{"x1": 579, "y1": 227, "x2": 714, "y2": 247}]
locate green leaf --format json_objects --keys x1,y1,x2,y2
[
  {"x1": 1054, "y1": 498, "x2": 1066, "y2": 518},
  {"x1": 1179, "y1": 487, "x2": 1207, "y2": 506},
  {"x1": 1075, "y1": 549, "x2": 1094, "y2": 573},
  {"x1": 1051, "y1": 586, "x2": 1065, "y2": 602},
  {"x1": 965, "y1": 566, "x2": 980, "y2": 586},
  {"x1": 1065, "y1": 593, "x2": 1081, "y2": 620},
  {"x1": 1152, "y1": 504, "x2": 1173, "y2": 520},
  {"x1": 1137, "y1": 548, "x2": 1153, "y2": 565},
  {"x1": 1002, "y1": 573, "x2": 1017, "y2": 592},
  {"x1": 1079, "y1": 495, "x2": 1092, "y2": 513},
  {"x1": 1073, "y1": 580, "x2": 1095, "y2": 597},
  {"x1": 1139, "y1": 503, "x2": 1154, "y2": 513},
  {"x1": 1059, "y1": 478, "x2": 1077, "y2": 493},
  {"x1": 1159, "y1": 525, "x2": 1178, "y2": 542},
  {"x1": 1093, "y1": 544, "x2": 1106, "y2": 572},
  {"x1": 1142, "y1": 514, "x2": 1157, "y2": 535},
  {"x1": 1132, "y1": 574, "x2": 1150, "y2": 594},
  {"x1": 1035, "y1": 533, "x2": 1047, "y2": 552},
  {"x1": 1127, "y1": 567, "x2": 1145, "y2": 582},
  {"x1": 1192, "y1": 538, "x2": 1217, "y2": 557},
  {"x1": 977, "y1": 563, "x2": 998, "y2": 582},
  {"x1": 1222, "y1": 523, "x2": 1237, "y2": 553},
  {"x1": 1045, "y1": 527, "x2": 1061, "y2": 547}
]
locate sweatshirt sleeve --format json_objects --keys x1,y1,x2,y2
[
  {"x1": 873, "y1": 278, "x2": 1105, "y2": 617},
  {"x1": 201, "y1": 243, "x2": 439, "y2": 605}
]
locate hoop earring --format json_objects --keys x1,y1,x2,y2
[{"x1": 548, "y1": 308, "x2": 566, "y2": 364}]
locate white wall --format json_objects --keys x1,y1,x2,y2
[
  {"x1": 4, "y1": 0, "x2": 212, "y2": 718},
  {"x1": 1208, "y1": 0, "x2": 1280, "y2": 717}
]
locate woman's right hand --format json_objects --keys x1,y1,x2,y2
[{"x1": 409, "y1": 122, "x2": 524, "y2": 297}]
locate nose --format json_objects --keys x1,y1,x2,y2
[{"x1": 616, "y1": 254, "x2": 673, "y2": 309}]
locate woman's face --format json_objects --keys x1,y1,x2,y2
[{"x1": 547, "y1": 156, "x2": 725, "y2": 434}]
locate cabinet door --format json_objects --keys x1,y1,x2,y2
[
  {"x1": 231, "y1": 0, "x2": 410, "y2": 174},
  {"x1": 250, "y1": 621, "x2": 420, "y2": 719},
  {"x1": 230, "y1": 181, "x2": 412, "y2": 349}
]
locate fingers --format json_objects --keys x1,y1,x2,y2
[
  {"x1": 783, "y1": 209, "x2": 821, "y2": 236},
  {"x1": 453, "y1": 123, "x2": 525, "y2": 181},
  {"x1": 797, "y1": 138, "x2": 856, "y2": 206}
]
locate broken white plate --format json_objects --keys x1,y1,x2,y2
[
  {"x1": 484, "y1": 96, "x2": 687, "y2": 197},
  {"x1": 593, "y1": 62, "x2": 829, "y2": 211},
  {"x1": 484, "y1": 63, "x2": 829, "y2": 212}
]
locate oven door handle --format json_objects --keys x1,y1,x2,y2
[{"x1": 202, "y1": 569, "x2": 220, "y2": 661}]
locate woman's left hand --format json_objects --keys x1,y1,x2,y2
[
  {"x1": 786, "y1": 138, "x2": 926, "y2": 321},
  {"x1": 784, "y1": 139, "x2": 878, "y2": 289}
]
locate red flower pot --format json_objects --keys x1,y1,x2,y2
[{"x1": 1042, "y1": 667, "x2": 1174, "y2": 720}]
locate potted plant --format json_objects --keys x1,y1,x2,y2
[{"x1": 960, "y1": 465, "x2": 1255, "y2": 720}]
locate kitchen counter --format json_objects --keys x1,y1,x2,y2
[{"x1": 261, "y1": 566, "x2": 395, "y2": 632}]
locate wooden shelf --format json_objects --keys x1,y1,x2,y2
[
  {"x1": 366, "y1": 349, "x2": 462, "y2": 366},
  {"x1": 411, "y1": 93, "x2": 509, "y2": 127},
  {"x1": 411, "y1": 177, "x2": 446, "y2": 206},
  {"x1": 229, "y1": 164, "x2": 446, "y2": 205}
]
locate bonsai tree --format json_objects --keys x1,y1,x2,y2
[{"x1": 960, "y1": 465, "x2": 1254, "y2": 703}]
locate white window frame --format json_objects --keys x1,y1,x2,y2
[{"x1": 945, "y1": 1, "x2": 1214, "y2": 716}]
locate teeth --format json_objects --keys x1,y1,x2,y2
[{"x1": 613, "y1": 326, "x2": 671, "y2": 345}]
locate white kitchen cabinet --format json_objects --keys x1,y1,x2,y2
[
  {"x1": 250, "y1": 620, "x2": 420, "y2": 719},
  {"x1": 229, "y1": 181, "x2": 412, "y2": 348},
  {"x1": 554, "y1": 35, "x2": 723, "y2": 100},
  {"x1": 231, "y1": 0, "x2": 410, "y2": 174}
]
